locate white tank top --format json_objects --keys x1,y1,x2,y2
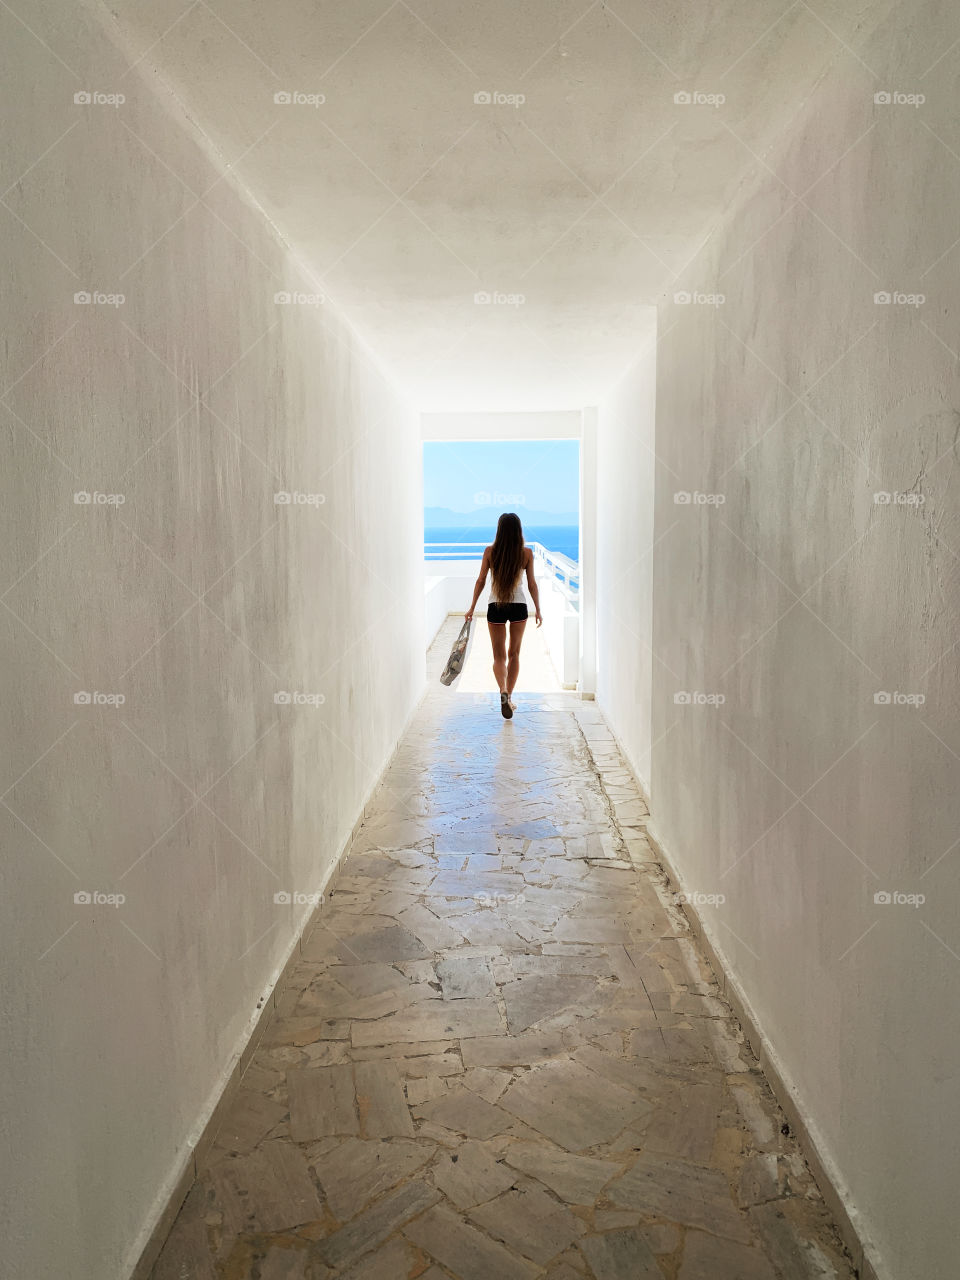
[{"x1": 494, "y1": 552, "x2": 527, "y2": 604}]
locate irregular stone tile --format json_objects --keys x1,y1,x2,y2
[
  {"x1": 355, "y1": 1059, "x2": 415, "y2": 1137},
  {"x1": 463, "y1": 1066, "x2": 511, "y2": 1102},
  {"x1": 405, "y1": 1074, "x2": 447, "y2": 1105},
  {"x1": 607, "y1": 1154, "x2": 751, "y2": 1242},
  {"x1": 350, "y1": 1040, "x2": 455, "y2": 1063},
  {"x1": 570, "y1": 1045, "x2": 664, "y2": 1098},
  {"x1": 258, "y1": 1244, "x2": 315, "y2": 1280},
  {"x1": 212, "y1": 1089, "x2": 288, "y2": 1155},
  {"x1": 397, "y1": 903, "x2": 467, "y2": 949},
  {"x1": 678, "y1": 1229, "x2": 779, "y2": 1279},
  {"x1": 414, "y1": 1086, "x2": 513, "y2": 1138},
  {"x1": 730, "y1": 1082, "x2": 779, "y2": 1148},
  {"x1": 151, "y1": 1187, "x2": 218, "y2": 1280},
  {"x1": 436, "y1": 831, "x2": 499, "y2": 854},
  {"x1": 397, "y1": 1050, "x2": 463, "y2": 1076},
  {"x1": 579, "y1": 1227, "x2": 664, "y2": 1279},
  {"x1": 501, "y1": 974, "x2": 601, "y2": 1033},
  {"x1": 437, "y1": 953, "x2": 496, "y2": 998},
  {"x1": 461, "y1": 1029, "x2": 568, "y2": 1067},
  {"x1": 351, "y1": 999, "x2": 503, "y2": 1047},
  {"x1": 468, "y1": 1185, "x2": 586, "y2": 1263},
  {"x1": 498, "y1": 820, "x2": 561, "y2": 839},
  {"x1": 310, "y1": 1137, "x2": 432, "y2": 1220},
  {"x1": 748, "y1": 1200, "x2": 848, "y2": 1280},
  {"x1": 338, "y1": 1235, "x2": 422, "y2": 1280},
  {"x1": 207, "y1": 1140, "x2": 323, "y2": 1234},
  {"x1": 552, "y1": 916, "x2": 633, "y2": 945},
  {"x1": 330, "y1": 963, "x2": 415, "y2": 998},
  {"x1": 641, "y1": 1081, "x2": 722, "y2": 1162},
  {"x1": 502, "y1": 1143, "x2": 621, "y2": 1203},
  {"x1": 287, "y1": 1065, "x2": 358, "y2": 1140},
  {"x1": 739, "y1": 1153, "x2": 782, "y2": 1207},
  {"x1": 499, "y1": 1060, "x2": 649, "y2": 1151},
  {"x1": 403, "y1": 1203, "x2": 540, "y2": 1280},
  {"x1": 431, "y1": 1139, "x2": 518, "y2": 1207},
  {"x1": 316, "y1": 1179, "x2": 440, "y2": 1270},
  {"x1": 337, "y1": 925, "x2": 431, "y2": 964},
  {"x1": 265, "y1": 1016, "x2": 349, "y2": 1047}
]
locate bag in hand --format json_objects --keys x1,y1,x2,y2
[{"x1": 440, "y1": 617, "x2": 471, "y2": 686}]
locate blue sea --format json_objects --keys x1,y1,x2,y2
[{"x1": 425, "y1": 525, "x2": 579, "y2": 563}]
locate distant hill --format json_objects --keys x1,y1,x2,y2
[{"x1": 424, "y1": 505, "x2": 578, "y2": 528}]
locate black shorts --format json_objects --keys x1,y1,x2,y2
[{"x1": 487, "y1": 602, "x2": 528, "y2": 624}]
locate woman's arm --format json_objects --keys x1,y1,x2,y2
[
  {"x1": 525, "y1": 549, "x2": 542, "y2": 627},
  {"x1": 465, "y1": 547, "x2": 491, "y2": 620}
]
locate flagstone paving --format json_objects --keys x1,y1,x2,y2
[{"x1": 151, "y1": 617, "x2": 857, "y2": 1280}]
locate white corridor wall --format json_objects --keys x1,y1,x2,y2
[
  {"x1": 0, "y1": 4, "x2": 424, "y2": 1277},
  {"x1": 598, "y1": 9, "x2": 960, "y2": 1278}
]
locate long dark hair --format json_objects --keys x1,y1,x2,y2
[{"x1": 490, "y1": 512, "x2": 525, "y2": 603}]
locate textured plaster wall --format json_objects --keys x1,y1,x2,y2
[
  {"x1": 596, "y1": 342, "x2": 657, "y2": 795},
  {"x1": 643, "y1": 14, "x2": 960, "y2": 1279},
  {"x1": 0, "y1": 4, "x2": 423, "y2": 1277}
]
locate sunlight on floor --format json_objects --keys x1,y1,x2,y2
[{"x1": 451, "y1": 615, "x2": 562, "y2": 694}]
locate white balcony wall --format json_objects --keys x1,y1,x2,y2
[{"x1": 0, "y1": 6, "x2": 423, "y2": 1278}]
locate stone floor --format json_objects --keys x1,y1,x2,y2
[{"x1": 151, "y1": 617, "x2": 857, "y2": 1280}]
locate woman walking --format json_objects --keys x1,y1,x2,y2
[{"x1": 465, "y1": 512, "x2": 542, "y2": 719}]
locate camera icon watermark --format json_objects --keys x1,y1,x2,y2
[
  {"x1": 273, "y1": 890, "x2": 325, "y2": 905},
  {"x1": 873, "y1": 490, "x2": 924, "y2": 506},
  {"x1": 473, "y1": 290, "x2": 525, "y2": 307},
  {"x1": 74, "y1": 90, "x2": 125, "y2": 107},
  {"x1": 873, "y1": 690, "x2": 925, "y2": 706},
  {"x1": 74, "y1": 491, "x2": 125, "y2": 505},
  {"x1": 274, "y1": 691, "x2": 325, "y2": 707},
  {"x1": 673, "y1": 90, "x2": 725, "y2": 107},
  {"x1": 874, "y1": 90, "x2": 924, "y2": 107},
  {"x1": 274, "y1": 290, "x2": 324, "y2": 307},
  {"x1": 673, "y1": 290, "x2": 725, "y2": 306},
  {"x1": 673, "y1": 690, "x2": 725, "y2": 706},
  {"x1": 873, "y1": 290, "x2": 924, "y2": 307},
  {"x1": 873, "y1": 890, "x2": 924, "y2": 907},
  {"x1": 673, "y1": 490, "x2": 725, "y2": 505},
  {"x1": 74, "y1": 889, "x2": 126, "y2": 906},
  {"x1": 473, "y1": 90, "x2": 525, "y2": 107},
  {"x1": 273, "y1": 90, "x2": 325, "y2": 107},
  {"x1": 74, "y1": 690, "x2": 125, "y2": 706},
  {"x1": 74, "y1": 291, "x2": 125, "y2": 307},
  {"x1": 274, "y1": 490, "x2": 325, "y2": 506}
]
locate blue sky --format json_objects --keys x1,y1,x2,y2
[{"x1": 423, "y1": 440, "x2": 580, "y2": 515}]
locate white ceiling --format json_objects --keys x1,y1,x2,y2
[{"x1": 109, "y1": 0, "x2": 866, "y2": 411}]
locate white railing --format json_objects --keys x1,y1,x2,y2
[{"x1": 424, "y1": 541, "x2": 579, "y2": 609}]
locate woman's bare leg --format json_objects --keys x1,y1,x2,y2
[
  {"x1": 488, "y1": 622, "x2": 508, "y2": 691},
  {"x1": 506, "y1": 619, "x2": 527, "y2": 694}
]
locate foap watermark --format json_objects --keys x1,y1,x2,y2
[
  {"x1": 874, "y1": 890, "x2": 925, "y2": 907},
  {"x1": 874, "y1": 290, "x2": 924, "y2": 307},
  {"x1": 275, "y1": 290, "x2": 324, "y2": 307},
  {"x1": 274, "y1": 691, "x2": 326, "y2": 707},
  {"x1": 274, "y1": 890, "x2": 325, "y2": 906},
  {"x1": 74, "y1": 490, "x2": 125, "y2": 505},
  {"x1": 74, "y1": 690, "x2": 125, "y2": 706},
  {"x1": 674, "y1": 490, "x2": 725, "y2": 505},
  {"x1": 74, "y1": 291, "x2": 125, "y2": 307},
  {"x1": 74, "y1": 890, "x2": 126, "y2": 907},
  {"x1": 274, "y1": 490, "x2": 325, "y2": 506},
  {"x1": 873, "y1": 691, "x2": 925, "y2": 706},
  {"x1": 874, "y1": 90, "x2": 925, "y2": 108},
  {"x1": 474, "y1": 90, "x2": 525, "y2": 107},
  {"x1": 74, "y1": 90, "x2": 125, "y2": 107},
  {"x1": 873, "y1": 491, "x2": 924, "y2": 506},
  {"x1": 474, "y1": 490, "x2": 525, "y2": 506},
  {"x1": 474, "y1": 290, "x2": 525, "y2": 307},
  {"x1": 674, "y1": 690, "x2": 725, "y2": 706},
  {"x1": 674, "y1": 90, "x2": 725, "y2": 107},
  {"x1": 674, "y1": 290, "x2": 725, "y2": 306},
  {"x1": 474, "y1": 891, "x2": 525, "y2": 908},
  {"x1": 274, "y1": 90, "x2": 326, "y2": 107},
  {"x1": 674, "y1": 890, "x2": 726, "y2": 907}
]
